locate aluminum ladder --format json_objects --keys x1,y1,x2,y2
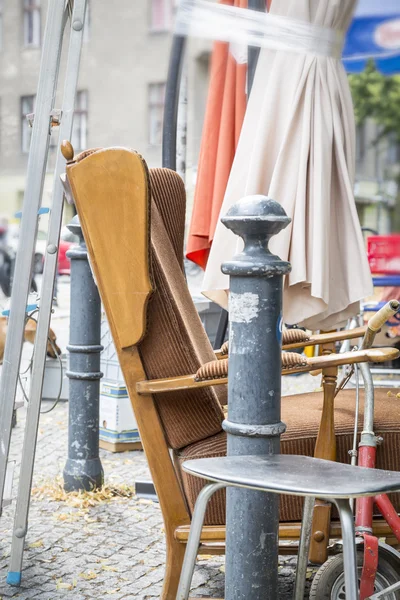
[{"x1": 0, "y1": 0, "x2": 87, "y2": 586}]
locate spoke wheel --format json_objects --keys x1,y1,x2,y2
[{"x1": 309, "y1": 549, "x2": 400, "y2": 600}]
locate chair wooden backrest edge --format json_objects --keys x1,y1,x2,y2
[
  {"x1": 65, "y1": 148, "x2": 192, "y2": 541},
  {"x1": 119, "y1": 347, "x2": 191, "y2": 529}
]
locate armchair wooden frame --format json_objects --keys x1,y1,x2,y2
[{"x1": 64, "y1": 145, "x2": 399, "y2": 600}]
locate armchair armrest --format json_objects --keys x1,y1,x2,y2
[
  {"x1": 136, "y1": 347, "x2": 399, "y2": 395},
  {"x1": 215, "y1": 326, "x2": 367, "y2": 358}
]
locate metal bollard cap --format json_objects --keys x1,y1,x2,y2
[
  {"x1": 66, "y1": 215, "x2": 83, "y2": 240},
  {"x1": 221, "y1": 195, "x2": 291, "y2": 277},
  {"x1": 222, "y1": 195, "x2": 291, "y2": 237}
]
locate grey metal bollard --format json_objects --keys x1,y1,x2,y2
[
  {"x1": 221, "y1": 195, "x2": 291, "y2": 600},
  {"x1": 63, "y1": 215, "x2": 104, "y2": 491}
]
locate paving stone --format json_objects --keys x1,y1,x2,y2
[
  {"x1": 10, "y1": 592, "x2": 43, "y2": 600},
  {"x1": 0, "y1": 587, "x2": 22, "y2": 598}
]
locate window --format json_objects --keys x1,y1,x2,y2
[
  {"x1": 21, "y1": 95, "x2": 35, "y2": 153},
  {"x1": 71, "y1": 91, "x2": 88, "y2": 151},
  {"x1": 150, "y1": 0, "x2": 174, "y2": 32},
  {"x1": 23, "y1": 0, "x2": 41, "y2": 47},
  {"x1": 388, "y1": 133, "x2": 400, "y2": 166},
  {"x1": 148, "y1": 83, "x2": 165, "y2": 146}
]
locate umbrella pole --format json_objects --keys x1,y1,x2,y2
[
  {"x1": 247, "y1": 0, "x2": 266, "y2": 94},
  {"x1": 162, "y1": 34, "x2": 186, "y2": 170},
  {"x1": 222, "y1": 195, "x2": 291, "y2": 599},
  {"x1": 213, "y1": 0, "x2": 265, "y2": 350}
]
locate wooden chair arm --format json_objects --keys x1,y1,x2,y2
[
  {"x1": 215, "y1": 326, "x2": 367, "y2": 358},
  {"x1": 136, "y1": 347, "x2": 398, "y2": 395},
  {"x1": 283, "y1": 326, "x2": 366, "y2": 350}
]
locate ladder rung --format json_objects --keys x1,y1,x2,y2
[
  {"x1": 26, "y1": 109, "x2": 62, "y2": 128},
  {"x1": 14, "y1": 207, "x2": 50, "y2": 219}
]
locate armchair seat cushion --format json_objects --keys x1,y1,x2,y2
[{"x1": 177, "y1": 387, "x2": 400, "y2": 525}]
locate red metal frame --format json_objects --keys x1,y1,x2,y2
[
  {"x1": 375, "y1": 494, "x2": 400, "y2": 541},
  {"x1": 360, "y1": 533, "x2": 379, "y2": 600},
  {"x1": 355, "y1": 445, "x2": 400, "y2": 598}
]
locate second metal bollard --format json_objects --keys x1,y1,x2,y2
[
  {"x1": 63, "y1": 215, "x2": 104, "y2": 492},
  {"x1": 221, "y1": 195, "x2": 291, "y2": 599}
]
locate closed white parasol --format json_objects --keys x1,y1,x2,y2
[{"x1": 202, "y1": 0, "x2": 373, "y2": 330}]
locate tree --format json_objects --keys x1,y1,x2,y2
[
  {"x1": 349, "y1": 61, "x2": 400, "y2": 232},
  {"x1": 348, "y1": 60, "x2": 400, "y2": 142}
]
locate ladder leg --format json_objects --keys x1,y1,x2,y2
[
  {"x1": 0, "y1": 0, "x2": 66, "y2": 523},
  {"x1": 177, "y1": 483, "x2": 226, "y2": 599},
  {"x1": 294, "y1": 495, "x2": 315, "y2": 600},
  {"x1": 7, "y1": 0, "x2": 87, "y2": 585}
]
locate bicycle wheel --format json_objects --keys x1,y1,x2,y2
[{"x1": 310, "y1": 549, "x2": 400, "y2": 600}]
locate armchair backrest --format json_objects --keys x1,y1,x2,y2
[{"x1": 66, "y1": 148, "x2": 226, "y2": 453}]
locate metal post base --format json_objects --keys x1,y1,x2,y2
[
  {"x1": 63, "y1": 458, "x2": 103, "y2": 492},
  {"x1": 6, "y1": 572, "x2": 22, "y2": 587}
]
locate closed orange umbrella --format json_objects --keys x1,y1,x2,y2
[{"x1": 186, "y1": 0, "x2": 248, "y2": 270}]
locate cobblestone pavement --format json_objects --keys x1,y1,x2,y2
[{"x1": 0, "y1": 279, "x2": 322, "y2": 599}]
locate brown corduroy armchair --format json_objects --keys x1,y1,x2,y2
[{"x1": 63, "y1": 145, "x2": 400, "y2": 600}]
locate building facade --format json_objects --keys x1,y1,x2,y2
[
  {"x1": 0, "y1": 0, "x2": 210, "y2": 228},
  {"x1": 355, "y1": 120, "x2": 400, "y2": 234},
  {"x1": 0, "y1": 0, "x2": 399, "y2": 235}
]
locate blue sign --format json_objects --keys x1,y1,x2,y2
[{"x1": 343, "y1": 0, "x2": 400, "y2": 74}]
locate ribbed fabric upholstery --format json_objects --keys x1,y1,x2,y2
[
  {"x1": 74, "y1": 148, "x2": 102, "y2": 162},
  {"x1": 178, "y1": 431, "x2": 228, "y2": 525},
  {"x1": 150, "y1": 168, "x2": 186, "y2": 273},
  {"x1": 178, "y1": 388, "x2": 400, "y2": 524},
  {"x1": 195, "y1": 359, "x2": 228, "y2": 382},
  {"x1": 196, "y1": 352, "x2": 309, "y2": 381},
  {"x1": 283, "y1": 329, "x2": 310, "y2": 344},
  {"x1": 282, "y1": 352, "x2": 309, "y2": 368},
  {"x1": 218, "y1": 329, "x2": 310, "y2": 355},
  {"x1": 219, "y1": 341, "x2": 229, "y2": 356},
  {"x1": 138, "y1": 169, "x2": 226, "y2": 450}
]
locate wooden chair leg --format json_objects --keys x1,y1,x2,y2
[
  {"x1": 161, "y1": 536, "x2": 187, "y2": 600},
  {"x1": 308, "y1": 501, "x2": 332, "y2": 564},
  {"x1": 309, "y1": 345, "x2": 338, "y2": 564}
]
